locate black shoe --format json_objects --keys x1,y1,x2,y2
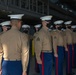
[
  {"x1": 67, "y1": 73, "x2": 71, "y2": 75},
  {"x1": 67, "y1": 73, "x2": 74, "y2": 75},
  {"x1": 72, "y1": 72, "x2": 75, "y2": 75},
  {"x1": 72, "y1": 67, "x2": 76, "y2": 69}
]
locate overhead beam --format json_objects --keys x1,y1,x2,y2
[{"x1": 47, "y1": 1, "x2": 76, "y2": 23}]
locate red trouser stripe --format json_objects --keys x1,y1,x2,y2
[
  {"x1": 42, "y1": 53, "x2": 44, "y2": 75},
  {"x1": 56, "y1": 57, "x2": 58, "y2": 75},
  {"x1": 56, "y1": 47, "x2": 58, "y2": 75},
  {"x1": 68, "y1": 45, "x2": 70, "y2": 73},
  {"x1": 72, "y1": 45, "x2": 74, "y2": 67}
]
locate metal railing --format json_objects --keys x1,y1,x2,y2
[{"x1": 0, "y1": 0, "x2": 49, "y2": 15}]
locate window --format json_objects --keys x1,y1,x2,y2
[
  {"x1": 1, "y1": 0, "x2": 4, "y2": 2},
  {"x1": 11, "y1": 0, "x2": 14, "y2": 5},
  {"x1": 21, "y1": 0, "x2": 29, "y2": 9},
  {"x1": 30, "y1": 0, "x2": 37, "y2": 12},
  {"x1": 44, "y1": 3, "x2": 48, "y2": 14},
  {"x1": 21, "y1": 1, "x2": 25, "y2": 8},
  {"x1": 38, "y1": 0, "x2": 43, "y2": 13},
  {"x1": 49, "y1": 7, "x2": 52, "y2": 14},
  {"x1": 32, "y1": 0, "x2": 36, "y2": 11},
  {"x1": 30, "y1": 0, "x2": 33, "y2": 11},
  {"x1": 1, "y1": 0, "x2": 5, "y2": 4},
  {"x1": 14, "y1": 0, "x2": 20, "y2": 6}
]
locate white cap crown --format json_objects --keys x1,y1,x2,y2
[
  {"x1": 0, "y1": 21, "x2": 10, "y2": 26},
  {"x1": 71, "y1": 25, "x2": 76, "y2": 28},
  {"x1": 22, "y1": 24, "x2": 30, "y2": 28},
  {"x1": 54, "y1": 20, "x2": 64, "y2": 25},
  {"x1": 40, "y1": 15, "x2": 52, "y2": 21},
  {"x1": 8, "y1": 14, "x2": 24, "y2": 20},
  {"x1": 64, "y1": 21, "x2": 72, "y2": 25},
  {"x1": 34, "y1": 24, "x2": 41, "y2": 28}
]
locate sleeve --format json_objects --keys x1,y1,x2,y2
[
  {"x1": 0, "y1": 37, "x2": 3, "y2": 70},
  {"x1": 72, "y1": 32, "x2": 73, "y2": 44},
  {"x1": 34, "y1": 34, "x2": 43, "y2": 62},
  {"x1": 63, "y1": 34, "x2": 67, "y2": 50},
  {"x1": 52, "y1": 33, "x2": 58, "y2": 54},
  {"x1": 21, "y1": 34, "x2": 29, "y2": 72},
  {"x1": 72, "y1": 33, "x2": 74, "y2": 44}
]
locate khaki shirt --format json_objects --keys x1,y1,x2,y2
[
  {"x1": 33, "y1": 31, "x2": 39, "y2": 42},
  {"x1": 72, "y1": 32, "x2": 76, "y2": 44},
  {"x1": 52, "y1": 30, "x2": 64, "y2": 54},
  {"x1": 33, "y1": 31, "x2": 38, "y2": 40},
  {"x1": 65, "y1": 29, "x2": 73, "y2": 45},
  {"x1": 0, "y1": 26, "x2": 29, "y2": 71},
  {"x1": 61, "y1": 31, "x2": 67, "y2": 50},
  {"x1": 34, "y1": 32, "x2": 38, "y2": 38},
  {"x1": 0, "y1": 32, "x2": 3, "y2": 69},
  {"x1": 33, "y1": 32, "x2": 39, "y2": 55},
  {"x1": 34, "y1": 27, "x2": 52, "y2": 62},
  {"x1": 0, "y1": 32, "x2": 3, "y2": 35}
]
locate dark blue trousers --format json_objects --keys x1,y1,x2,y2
[
  {"x1": 52, "y1": 51, "x2": 55, "y2": 67},
  {"x1": 35, "y1": 54, "x2": 40, "y2": 73},
  {"x1": 2, "y1": 60, "x2": 22, "y2": 75},
  {"x1": 65, "y1": 44, "x2": 72, "y2": 74},
  {"x1": 74, "y1": 44, "x2": 76, "y2": 67},
  {"x1": 72, "y1": 44, "x2": 74, "y2": 68},
  {"x1": 55, "y1": 46, "x2": 64, "y2": 75},
  {"x1": 39, "y1": 52, "x2": 53, "y2": 75}
]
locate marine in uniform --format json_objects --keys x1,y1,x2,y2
[
  {"x1": 34, "y1": 15, "x2": 53, "y2": 75},
  {"x1": 21, "y1": 24, "x2": 30, "y2": 38},
  {"x1": 0, "y1": 21, "x2": 11, "y2": 65},
  {"x1": 72, "y1": 25, "x2": 76, "y2": 68},
  {"x1": 50, "y1": 25, "x2": 56, "y2": 67},
  {"x1": 61, "y1": 25, "x2": 67, "y2": 58},
  {"x1": 0, "y1": 21, "x2": 11, "y2": 33},
  {"x1": 52, "y1": 20, "x2": 65, "y2": 75},
  {"x1": 64, "y1": 21, "x2": 73, "y2": 75},
  {"x1": 33, "y1": 24, "x2": 41, "y2": 73},
  {"x1": 21, "y1": 24, "x2": 30, "y2": 34},
  {"x1": 21, "y1": 24, "x2": 30, "y2": 75},
  {"x1": 0, "y1": 14, "x2": 29, "y2": 75}
]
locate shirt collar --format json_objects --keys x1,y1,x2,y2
[
  {"x1": 11, "y1": 26, "x2": 19, "y2": 30},
  {"x1": 42, "y1": 26, "x2": 49, "y2": 32}
]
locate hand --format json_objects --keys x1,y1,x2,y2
[
  {"x1": 72, "y1": 47, "x2": 74, "y2": 51},
  {"x1": 0, "y1": 69, "x2": 2, "y2": 75},
  {"x1": 65, "y1": 48, "x2": 68, "y2": 51},
  {"x1": 22, "y1": 71, "x2": 27, "y2": 75},
  {"x1": 54, "y1": 54, "x2": 58, "y2": 57},
  {"x1": 37, "y1": 60, "x2": 42, "y2": 64}
]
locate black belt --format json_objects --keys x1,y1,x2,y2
[{"x1": 42, "y1": 50, "x2": 52, "y2": 53}]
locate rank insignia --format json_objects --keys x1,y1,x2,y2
[{"x1": 36, "y1": 37, "x2": 40, "y2": 41}]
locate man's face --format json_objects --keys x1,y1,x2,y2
[
  {"x1": 42, "y1": 21, "x2": 47, "y2": 26},
  {"x1": 56, "y1": 25, "x2": 62, "y2": 30},
  {"x1": 17, "y1": 20, "x2": 22, "y2": 29},
  {"x1": 35, "y1": 28, "x2": 38, "y2": 31},
  {"x1": 2, "y1": 26, "x2": 8, "y2": 32},
  {"x1": 42, "y1": 21, "x2": 50, "y2": 28},
  {"x1": 55, "y1": 25, "x2": 60, "y2": 29},
  {"x1": 67, "y1": 25, "x2": 71, "y2": 29},
  {"x1": 56, "y1": 25, "x2": 59, "y2": 28}
]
